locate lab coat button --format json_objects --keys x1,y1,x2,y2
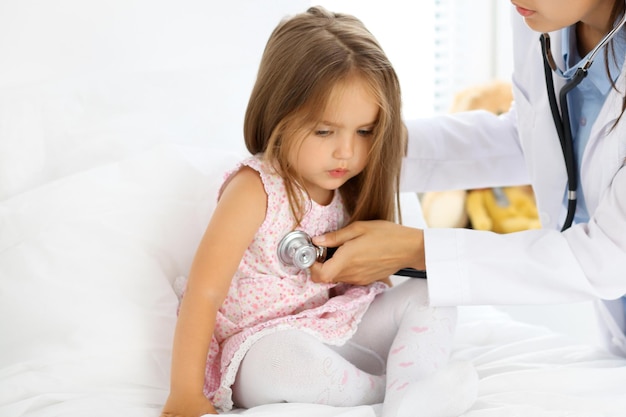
[{"x1": 580, "y1": 117, "x2": 587, "y2": 126}]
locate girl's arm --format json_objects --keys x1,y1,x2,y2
[{"x1": 161, "y1": 166, "x2": 267, "y2": 417}]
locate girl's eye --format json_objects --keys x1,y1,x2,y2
[
  {"x1": 357, "y1": 129, "x2": 374, "y2": 137},
  {"x1": 315, "y1": 129, "x2": 332, "y2": 137}
]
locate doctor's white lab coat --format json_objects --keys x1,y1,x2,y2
[{"x1": 402, "y1": 9, "x2": 626, "y2": 356}]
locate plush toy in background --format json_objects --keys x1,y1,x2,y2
[
  {"x1": 465, "y1": 185, "x2": 541, "y2": 233},
  {"x1": 421, "y1": 80, "x2": 541, "y2": 233}
]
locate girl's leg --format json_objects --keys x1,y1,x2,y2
[
  {"x1": 339, "y1": 279, "x2": 477, "y2": 417},
  {"x1": 233, "y1": 279, "x2": 477, "y2": 415},
  {"x1": 232, "y1": 329, "x2": 386, "y2": 409}
]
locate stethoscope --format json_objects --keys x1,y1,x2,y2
[
  {"x1": 540, "y1": 11, "x2": 626, "y2": 230},
  {"x1": 277, "y1": 230, "x2": 427, "y2": 279}
]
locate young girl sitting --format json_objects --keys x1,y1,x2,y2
[{"x1": 161, "y1": 6, "x2": 477, "y2": 417}]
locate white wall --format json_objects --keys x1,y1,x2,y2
[{"x1": 0, "y1": 0, "x2": 308, "y2": 199}]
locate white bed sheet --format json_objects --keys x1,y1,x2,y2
[{"x1": 1, "y1": 146, "x2": 626, "y2": 417}]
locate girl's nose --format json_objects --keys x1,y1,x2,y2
[{"x1": 333, "y1": 133, "x2": 354, "y2": 159}]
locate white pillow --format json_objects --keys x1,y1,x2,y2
[{"x1": 0, "y1": 145, "x2": 242, "y2": 415}]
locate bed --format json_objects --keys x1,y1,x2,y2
[{"x1": 2, "y1": 1, "x2": 626, "y2": 416}]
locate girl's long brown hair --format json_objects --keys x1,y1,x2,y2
[{"x1": 243, "y1": 6, "x2": 405, "y2": 225}]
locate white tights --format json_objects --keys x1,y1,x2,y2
[{"x1": 232, "y1": 279, "x2": 477, "y2": 416}]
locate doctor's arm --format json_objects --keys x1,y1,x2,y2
[
  {"x1": 402, "y1": 109, "x2": 525, "y2": 192},
  {"x1": 161, "y1": 167, "x2": 266, "y2": 417}
]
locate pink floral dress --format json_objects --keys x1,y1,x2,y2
[{"x1": 205, "y1": 155, "x2": 387, "y2": 411}]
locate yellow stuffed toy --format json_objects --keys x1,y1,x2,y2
[
  {"x1": 421, "y1": 80, "x2": 541, "y2": 233},
  {"x1": 466, "y1": 185, "x2": 541, "y2": 233}
]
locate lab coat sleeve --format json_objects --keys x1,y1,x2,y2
[
  {"x1": 425, "y1": 163, "x2": 626, "y2": 306},
  {"x1": 401, "y1": 107, "x2": 530, "y2": 193}
]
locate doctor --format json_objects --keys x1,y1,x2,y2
[{"x1": 310, "y1": 0, "x2": 626, "y2": 356}]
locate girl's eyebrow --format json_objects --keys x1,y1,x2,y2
[{"x1": 318, "y1": 119, "x2": 377, "y2": 128}]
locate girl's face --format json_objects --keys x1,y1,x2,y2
[
  {"x1": 288, "y1": 77, "x2": 379, "y2": 206},
  {"x1": 511, "y1": 0, "x2": 615, "y2": 34}
]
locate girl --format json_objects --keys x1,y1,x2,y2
[
  {"x1": 311, "y1": 0, "x2": 626, "y2": 357},
  {"x1": 161, "y1": 6, "x2": 476, "y2": 417}
]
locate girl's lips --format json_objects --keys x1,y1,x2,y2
[
  {"x1": 329, "y1": 169, "x2": 348, "y2": 178},
  {"x1": 515, "y1": 5, "x2": 535, "y2": 17}
]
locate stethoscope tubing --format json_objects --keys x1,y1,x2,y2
[
  {"x1": 325, "y1": 247, "x2": 427, "y2": 279},
  {"x1": 539, "y1": 9, "x2": 626, "y2": 231},
  {"x1": 540, "y1": 34, "x2": 587, "y2": 231},
  {"x1": 394, "y1": 268, "x2": 427, "y2": 279}
]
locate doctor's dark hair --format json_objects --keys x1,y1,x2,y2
[
  {"x1": 607, "y1": 0, "x2": 626, "y2": 124},
  {"x1": 243, "y1": 6, "x2": 405, "y2": 225}
]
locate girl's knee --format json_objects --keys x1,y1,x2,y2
[
  {"x1": 234, "y1": 330, "x2": 316, "y2": 407},
  {"x1": 387, "y1": 279, "x2": 430, "y2": 309},
  {"x1": 387, "y1": 279, "x2": 457, "y2": 324}
]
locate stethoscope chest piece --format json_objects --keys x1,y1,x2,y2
[{"x1": 277, "y1": 230, "x2": 327, "y2": 269}]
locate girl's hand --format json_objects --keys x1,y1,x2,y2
[
  {"x1": 160, "y1": 393, "x2": 217, "y2": 417},
  {"x1": 309, "y1": 220, "x2": 425, "y2": 285}
]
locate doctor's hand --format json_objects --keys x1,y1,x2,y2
[{"x1": 309, "y1": 220, "x2": 426, "y2": 285}]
